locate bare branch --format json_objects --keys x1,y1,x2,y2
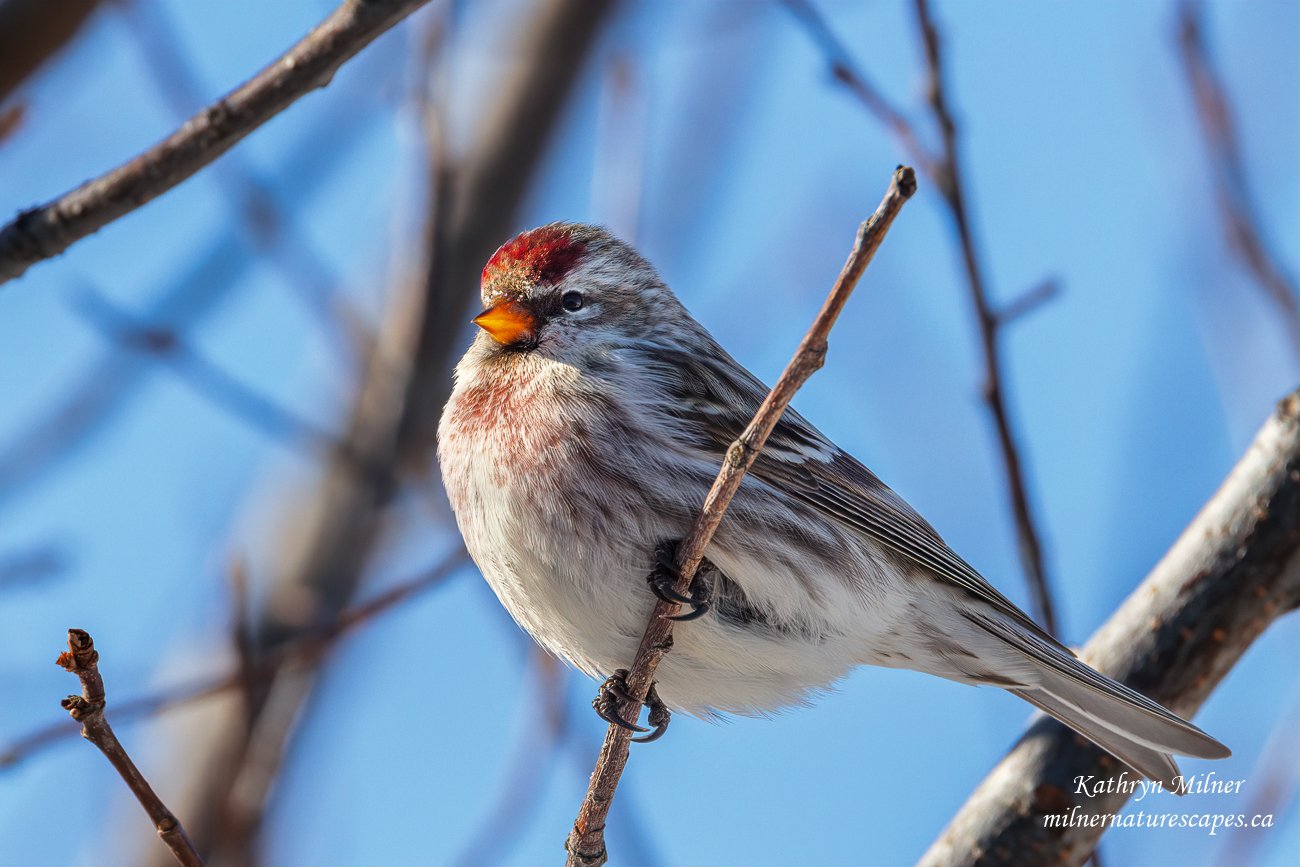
[
  {"x1": 0, "y1": 0, "x2": 432, "y2": 286},
  {"x1": 4, "y1": 553, "x2": 466, "y2": 771},
  {"x1": 120, "y1": 0, "x2": 371, "y2": 364},
  {"x1": 919, "y1": 388, "x2": 1300, "y2": 867},
  {"x1": 565, "y1": 165, "x2": 917, "y2": 867},
  {"x1": 0, "y1": 83, "x2": 380, "y2": 511},
  {"x1": 785, "y1": 0, "x2": 1062, "y2": 638},
  {"x1": 71, "y1": 285, "x2": 351, "y2": 459},
  {"x1": 56, "y1": 629, "x2": 204, "y2": 867},
  {"x1": 913, "y1": 0, "x2": 1060, "y2": 637},
  {"x1": 995, "y1": 278, "x2": 1061, "y2": 328},
  {"x1": 1176, "y1": 1, "x2": 1300, "y2": 365},
  {"x1": 781, "y1": 0, "x2": 938, "y2": 178}
]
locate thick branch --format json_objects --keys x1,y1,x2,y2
[
  {"x1": 0, "y1": 0, "x2": 431, "y2": 286},
  {"x1": 919, "y1": 388, "x2": 1300, "y2": 867},
  {"x1": 56, "y1": 629, "x2": 204, "y2": 867},
  {"x1": 565, "y1": 165, "x2": 917, "y2": 867}
]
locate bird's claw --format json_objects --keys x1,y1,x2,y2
[
  {"x1": 647, "y1": 540, "x2": 713, "y2": 621},
  {"x1": 591, "y1": 669, "x2": 672, "y2": 743}
]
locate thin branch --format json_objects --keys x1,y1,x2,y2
[
  {"x1": 995, "y1": 277, "x2": 1061, "y2": 328},
  {"x1": 71, "y1": 285, "x2": 352, "y2": 460},
  {"x1": 1176, "y1": 1, "x2": 1300, "y2": 365},
  {"x1": 0, "y1": 541, "x2": 66, "y2": 591},
  {"x1": 56, "y1": 629, "x2": 204, "y2": 867},
  {"x1": 785, "y1": 0, "x2": 1061, "y2": 638},
  {"x1": 919, "y1": 388, "x2": 1300, "y2": 867},
  {"x1": 120, "y1": 0, "x2": 371, "y2": 364},
  {"x1": 3, "y1": 552, "x2": 467, "y2": 770},
  {"x1": 0, "y1": 79, "x2": 382, "y2": 511},
  {"x1": 565, "y1": 165, "x2": 917, "y2": 867},
  {"x1": 913, "y1": 0, "x2": 1060, "y2": 637},
  {"x1": 781, "y1": 0, "x2": 938, "y2": 178},
  {"x1": 0, "y1": 0, "x2": 433, "y2": 286}
]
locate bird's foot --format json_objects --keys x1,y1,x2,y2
[
  {"x1": 647, "y1": 540, "x2": 714, "y2": 621},
  {"x1": 592, "y1": 669, "x2": 671, "y2": 743}
]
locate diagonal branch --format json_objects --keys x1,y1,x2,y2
[
  {"x1": 919, "y1": 388, "x2": 1300, "y2": 867},
  {"x1": 565, "y1": 165, "x2": 917, "y2": 867},
  {"x1": 57, "y1": 629, "x2": 204, "y2": 867},
  {"x1": 1176, "y1": 1, "x2": 1300, "y2": 365},
  {"x1": 0, "y1": 0, "x2": 433, "y2": 287}
]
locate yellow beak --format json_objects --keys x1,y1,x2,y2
[{"x1": 473, "y1": 300, "x2": 539, "y2": 346}]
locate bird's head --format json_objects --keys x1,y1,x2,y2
[{"x1": 472, "y1": 223, "x2": 681, "y2": 359}]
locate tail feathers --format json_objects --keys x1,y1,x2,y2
[
  {"x1": 962, "y1": 609, "x2": 1230, "y2": 785},
  {"x1": 1013, "y1": 686, "x2": 1182, "y2": 790}
]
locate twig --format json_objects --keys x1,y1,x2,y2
[
  {"x1": 786, "y1": 0, "x2": 1061, "y2": 637},
  {"x1": 3, "y1": 552, "x2": 467, "y2": 770},
  {"x1": 56, "y1": 629, "x2": 204, "y2": 867},
  {"x1": 919, "y1": 389, "x2": 1300, "y2": 867},
  {"x1": 71, "y1": 285, "x2": 352, "y2": 460},
  {"x1": 0, "y1": 0, "x2": 432, "y2": 286},
  {"x1": 120, "y1": 0, "x2": 372, "y2": 364},
  {"x1": 0, "y1": 79, "x2": 382, "y2": 511},
  {"x1": 996, "y1": 278, "x2": 1061, "y2": 328},
  {"x1": 781, "y1": 0, "x2": 938, "y2": 179},
  {"x1": 565, "y1": 165, "x2": 917, "y2": 867},
  {"x1": 913, "y1": 0, "x2": 1059, "y2": 637},
  {"x1": 1176, "y1": 1, "x2": 1300, "y2": 365}
]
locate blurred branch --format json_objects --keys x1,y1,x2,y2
[
  {"x1": 0, "y1": 0, "x2": 104, "y2": 106},
  {"x1": 120, "y1": 0, "x2": 371, "y2": 364},
  {"x1": 912, "y1": 0, "x2": 1059, "y2": 637},
  {"x1": 157, "y1": 3, "x2": 618, "y2": 864},
  {"x1": 0, "y1": 541, "x2": 66, "y2": 591},
  {"x1": 782, "y1": 0, "x2": 938, "y2": 178},
  {"x1": 56, "y1": 629, "x2": 204, "y2": 867},
  {"x1": 1176, "y1": 2, "x2": 1300, "y2": 365},
  {"x1": 565, "y1": 166, "x2": 917, "y2": 867},
  {"x1": 72, "y1": 285, "x2": 352, "y2": 460},
  {"x1": 1217, "y1": 693, "x2": 1300, "y2": 867},
  {"x1": 0, "y1": 80, "x2": 380, "y2": 512},
  {"x1": 919, "y1": 389, "x2": 1300, "y2": 867},
  {"x1": 453, "y1": 649, "x2": 569, "y2": 866},
  {"x1": 0, "y1": 0, "x2": 433, "y2": 287},
  {"x1": 995, "y1": 278, "x2": 1061, "y2": 328},
  {"x1": 786, "y1": 0, "x2": 1061, "y2": 637},
  {"x1": 2, "y1": 552, "x2": 467, "y2": 771}
]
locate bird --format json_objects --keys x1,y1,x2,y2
[{"x1": 437, "y1": 221, "x2": 1229, "y2": 787}]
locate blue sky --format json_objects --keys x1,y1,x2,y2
[{"x1": 0, "y1": 1, "x2": 1296, "y2": 865}]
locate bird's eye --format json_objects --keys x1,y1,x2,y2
[{"x1": 561, "y1": 291, "x2": 584, "y2": 312}]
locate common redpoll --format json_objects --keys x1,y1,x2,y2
[{"x1": 437, "y1": 222, "x2": 1229, "y2": 785}]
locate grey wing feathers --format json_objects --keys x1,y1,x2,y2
[{"x1": 650, "y1": 342, "x2": 1064, "y2": 646}]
